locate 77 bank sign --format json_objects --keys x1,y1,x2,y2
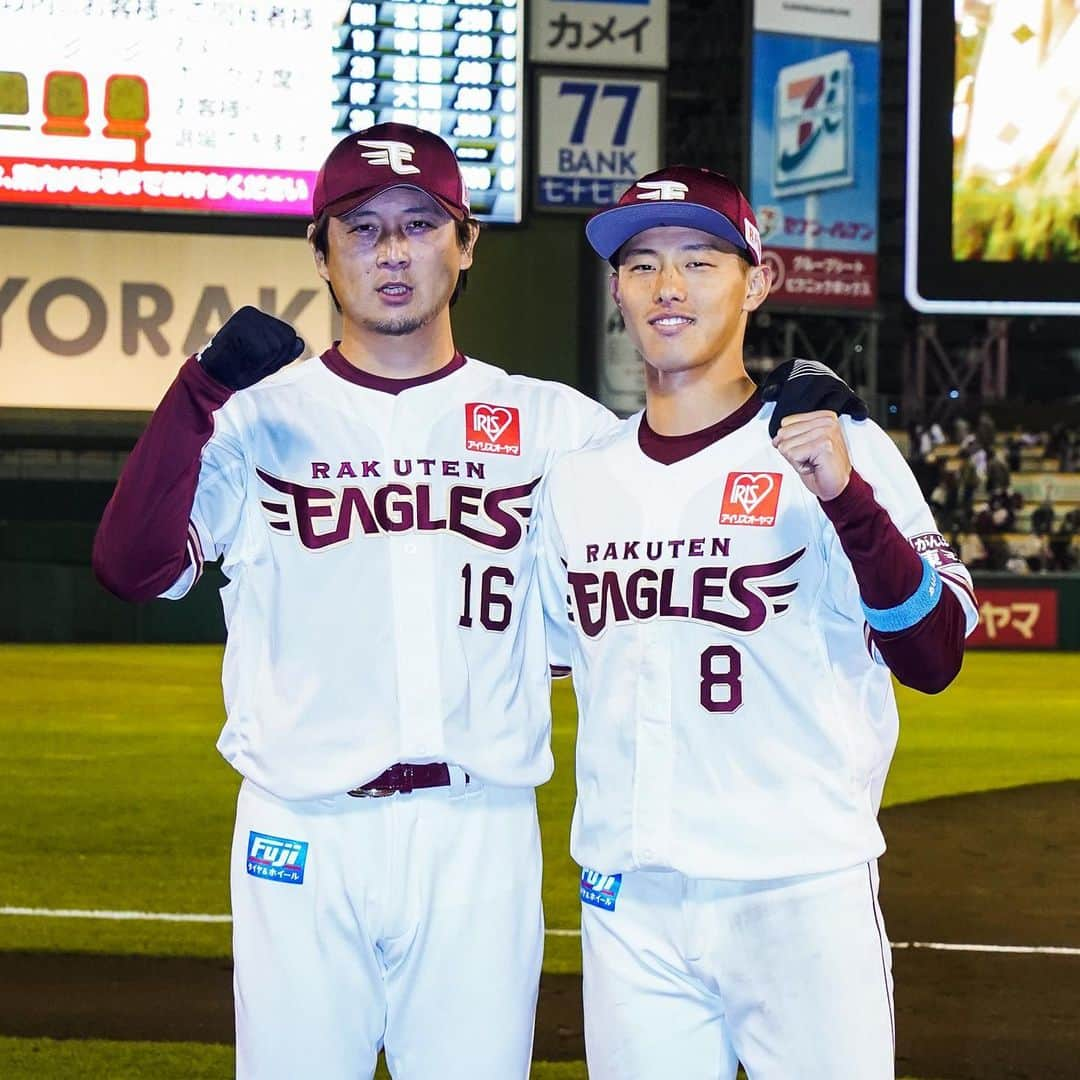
[{"x1": 535, "y1": 73, "x2": 660, "y2": 211}]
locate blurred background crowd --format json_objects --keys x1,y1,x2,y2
[{"x1": 906, "y1": 415, "x2": 1080, "y2": 574}]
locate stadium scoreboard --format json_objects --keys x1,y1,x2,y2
[
  {"x1": 337, "y1": 0, "x2": 522, "y2": 221},
  {"x1": 0, "y1": 0, "x2": 524, "y2": 224}
]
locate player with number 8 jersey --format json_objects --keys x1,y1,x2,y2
[
  {"x1": 93, "y1": 123, "x2": 615, "y2": 1080},
  {"x1": 536, "y1": 167, "x2": 978, "y2": 1078}
]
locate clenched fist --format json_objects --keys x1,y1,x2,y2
[
  {"x1": 198, "y1": 306, "x2": 306, "y2": 391},
  {"x1": 772, "y1": 411, "x2": 853, "y2": 501}
]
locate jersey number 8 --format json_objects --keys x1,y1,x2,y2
[{"x1": 700, "y1": 645, "x2": 743, "y2": 713}]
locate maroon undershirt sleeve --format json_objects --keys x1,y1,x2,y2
[
  {"x1": 820, "y1": 469, "x2": 967, "y2": 694},
  {"x1": 92, "y1": 356, "x2": 233, "y2": 602}
]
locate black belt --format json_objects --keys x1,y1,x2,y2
[{"x1": 347, "y1": 762, "x2": 468, "y2": 798}]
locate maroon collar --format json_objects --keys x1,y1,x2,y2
[
  {"x1": 638, "y1": 391, "x2": 763, "y2": 465},
  {"x1": 321, "y1": 345, "x2": 466, "y2": 394}
]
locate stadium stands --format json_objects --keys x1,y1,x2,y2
[{"x1": 903, "y1": 416, "x2": 1080, "y2": 574}]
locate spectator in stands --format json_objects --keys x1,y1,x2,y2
[
  {"x1": 982, "y1": 536, "x2": 1012, "y2": 572},
  {"x1": 1045, "y1": 424, "x2": 1079, "y2": 472},
  {"x1": 929, "y1": 468, "x2": 957, "y2": 527},
  {"x1": 1060, "y1": 430, "x2": 1078, "y2": 473},
  {"x1": 957, "y1": 530, "x2": 987, "y2": 570},
  {"x1": 974, "y1": 489, "x2": 1017, "y2": 536},
  {"x1": 958, "y1": 455, "x2": 979, "y2": 512},
  {"x1": 953, "y1": 416, "x2": 971, "y2": 447},
  {"x1": 1031, "y1": 496, "x2": 1056, "y2": 537},
  {"x1": 906, "y1": 422, "x2": 930, "y2": 495},
  {"x1": 1045, "y1": 423, "x2": 1065, "y2": 464},
  {"x1": 1048, "y1": 510, "x2": 1080, "y2": 572},
  {"x1": 987, "y1": 451, "x2": 1011, "y2": 495},
  {"x1": 907, "y1": 421, "x2": 946, "y2": 498},
  {"x1": 1006, "y1": 434, "x2": 1023, "y2": 473}
]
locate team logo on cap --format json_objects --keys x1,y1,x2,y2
[
  {"x1": 356, "y1": 139, "x2": 420, "y2": 175},
  {"x1": 719, "y1": 472, "x2": 783, "y2": 527},
  {"x1": 635, "y1": 180, "x2": 688, "y2": 202},
  {"x1": 466, "y1": 403, "x2": 521, "y2": 456}
]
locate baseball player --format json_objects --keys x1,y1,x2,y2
[
  {"x1": 92, "y1": 123, "x2": 623, "y2": 1080},
  {"x1": 536, "y1": 166, "x2": 978, "y2": 1078}
]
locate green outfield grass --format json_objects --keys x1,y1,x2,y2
[
  {"x1": 1, "y1": 644, "x2": 1073, "y2": 1080},
  {"x1": 0, "y1": 1038, "x2": 933, "y2": 1080},
  {"x1": 0, "y1": 646, "x2": 1078, "y2": 962},
  {"x1": 0, "y1": 1038, "x2": 592, "y2": 1079}
]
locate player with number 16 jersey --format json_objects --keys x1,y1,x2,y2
[{"x1": 94, "y1": 124, "x2": 615, "y2": 1080}]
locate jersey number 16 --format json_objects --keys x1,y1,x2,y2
[{"x1": 458, "y1": 563, "x2": 515, "y2": 632}]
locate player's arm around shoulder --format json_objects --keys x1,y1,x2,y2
[
  {"x1": 775, "y1": 410, "x2": 976, "y2": 694},
  {"x1": 526, "y1": 378, "x2": 619, "y2": 462}
]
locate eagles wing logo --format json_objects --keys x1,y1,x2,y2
[
  {"x1": 635, "y1": 180, "x2": 689, "y2": 201},
  {"x1": 356, "y1": 139, "x2": 420, "y2": 175}
]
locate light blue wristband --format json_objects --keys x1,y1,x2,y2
[{"x1": 861, "y1": 557, "x2": 942, "y2": 633}]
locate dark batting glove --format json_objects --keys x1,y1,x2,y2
[
  {"x1": 761, "y1": 358, "x2": 870, "y2": 439},
  {"x1": 197, "y1": 306, "x2": 305, "y2": 391}
]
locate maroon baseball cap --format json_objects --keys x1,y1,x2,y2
[
  {"x1": 312, "y1": 123, "x2": 471, "y2": 221},
  {"x1": 586, "y1": 166, "x2": 762, "y2": 265}
]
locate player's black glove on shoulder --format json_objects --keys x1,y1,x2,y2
[
  {"x1": 197, "y1": 306, "x2": 305, "y2": 391},
  {"x1": 760, "y1": 357, "x2": 870, "y2": 439}
]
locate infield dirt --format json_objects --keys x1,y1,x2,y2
[{"x1": 1, "y1": 781, "x2": 1077, "y2": 1080}]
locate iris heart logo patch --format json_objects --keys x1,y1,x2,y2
[
  {"x1": 720, "y1": 472, "x2": 783, "y2": 527},
  {"x1": 473, "y1": 405, "x2": 514, "y2": 443},
  {"x1": 730, "y1": 473, "x2": 775, "y2": 513},
  {"x1": 466, "y1": 403, "x2": 521, "y2": 456}
]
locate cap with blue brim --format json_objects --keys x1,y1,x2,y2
[{"x1": 585, "y1": 165, "x2": 762, "y2": 266}]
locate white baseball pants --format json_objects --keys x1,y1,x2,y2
[
  {"x1": 582, "y1": 860, "x2": 894, "y2": 1079},
  {"x1": 230, "y1": 775, "x2": 544, "y2": 1079}
]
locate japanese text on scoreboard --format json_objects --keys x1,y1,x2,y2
[{"x1": 0, "y1": 0, "x2": 524, "y2": 222}]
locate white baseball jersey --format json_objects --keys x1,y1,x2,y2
[
  {"x1": 539, "y1": 404, "x2": 978, "y2": 880},
  {"x1": 162, "y1": 352, "x2": 614, "y2": 800}
]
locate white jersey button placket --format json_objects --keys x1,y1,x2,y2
[
  {"x1": 388, "y1": 395, "x2": 444, "y2": 760},
  {"x1": 630, "y1": 484, "x2": 681, "y2": 869},
  {"x1": 631, "y1": 621, "x2": 674, "y2": 868}
]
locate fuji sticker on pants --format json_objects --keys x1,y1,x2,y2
[
  {"x1": 580, "y1": 868, "x2": 622, "y2": 911},
  {"x1": 246, "y1": 831, "x2": 308, "y2": 885}
]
